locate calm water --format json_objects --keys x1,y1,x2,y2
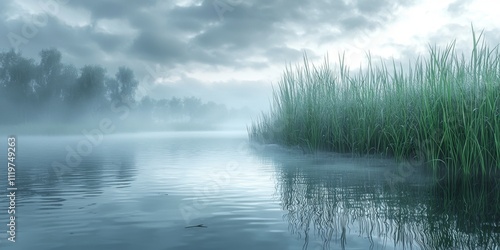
[{"x1": 0, "y1": 131, "x2": 498, "y2": 249}]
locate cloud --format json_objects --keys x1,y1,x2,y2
[
  {"x1": 0, "y1": 2, "x2": 12, "y2": 19},
  {"x1": 0, "y1": 0, "x2": 430, "y2": 109},
  {"x1": 130, "y1": 31, "x2": 188, "y2": 62},
  {"x1": 447, "y1": 0, "x2": 473, "y2": 13},
  {"x1": 0, "y1": 0, "x2": 415, "y2": 70},
  {"x1": 66, "y1": 0, "x2": 161, "y2": 20}
]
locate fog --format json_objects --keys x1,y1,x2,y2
[
  {"x1": 0, "y1": 48, "x2": 265, "y2": 135},
  {"x1": 1, "y1": 1, "x2": 499, "y2": 136}
]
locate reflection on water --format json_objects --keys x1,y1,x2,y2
[
  {"x1": 255, "y1": 145, "x2": 500, "y2": 249},
  {"x1": 0, "y1": 132, "x2": 498, "y2": 249}
]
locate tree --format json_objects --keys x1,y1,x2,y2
[
  {"x1": 106, "y1": 77, "x2": 120, "y2": 103},
  {"x1": 108, "y1": 67, "x2": 139, "y2": 106},
  {"x1": 0, "y1": 50, "x2": 36, "y2": 123},
  {"x1": 59, "y1": 64, "x2": 78, "y2": 104},
  {"x1": 116, "y1": 67, "x2": 138, "y2": 103},
  {"x1": 183, "y1": 96, "x2": 203, "y2": 120},
  {"x1": 200, "y1": 101, "x2": 228, "y2": 123},
  {"x1": 168, "y1": 97, "x2": 183, "y2": 119},
  {"x1": 35, "y1": 48, "x2": 63, "y2": 105},
  {"x1": 138, "y1": 96, "x2": 156, "y2": 123},
  {"x1": 74, "y1": 65, "x2": 107, "y2": 116},
  {"x1": 0, "y1": 49, "x2": 36, "y2": 100},
  {"x1": 154, "y1": 98, "x2": 169, "y2": 122},
  {"x1": 52, "y1": 64, "x2": 78, "y2": 121}
]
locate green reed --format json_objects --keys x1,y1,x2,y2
[{"x1": 249, "y1": 28, "x2": 500, "y2": 181}]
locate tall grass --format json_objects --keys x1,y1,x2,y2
[{"x1": 249, "y1": 28, "x2": 500, "y2": 181}]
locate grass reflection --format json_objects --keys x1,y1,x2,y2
[{"x1": 254, "y1": 147, "x2": 500, "y2": 249}]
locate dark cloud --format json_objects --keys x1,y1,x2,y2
[
  {"x1": 266, "y1": 47, "x2": 309, "y2": 64},
  {"x1": 340, "y1": 15, "x2": 374, "y2": 31},
  {"x1": 130, "y1": 31, "x2": 187, "y2": 62},
  {"x1": 0, "y1": 0, "x2": 417, "y2": 108},
  {"x1": 168, "y1": 1, "x2": 220, "y2": 27},
  {"x1": 1, "y1": 14, "x2": 118, "y2": 66},
  {"x1": 1, "y1": 0, "x2": 413, "y2": 69},
  {"x1": 67, "y1": 0, "x2": 160, "y2": 20}
]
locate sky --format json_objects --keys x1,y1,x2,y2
[{"x1": 1, "y1": 0, "x2": 500, "y2": 112}]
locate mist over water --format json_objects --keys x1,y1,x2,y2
[
  {"x1": 0, "y1": 132, "x2": 497, "y2": 249},
  {"x1": 0, "y1": 48, "x2": 262, "y2": 136}
]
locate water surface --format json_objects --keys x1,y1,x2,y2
[{"x1": 0, "y1": 131, "x2": 498, "y2": 249}]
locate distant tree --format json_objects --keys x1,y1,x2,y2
[
  {"x1": 55, "y1": 64, "x2": 78, "y2": 121},
  {"x1": 59, "y1": 64, "x2": 78, "y2": 104},
  {"x1": 0, "y1": 50, "x2": 36, "y2": 123},
  {"x1": 108, "y1": 66, "x2": 139, "y2": 105},
  {"x1": 168, "y1": 97, "x2": 183, "y2": 119},
  {"x1": 183, "y1": 96, "x2": 203, "y2": 120},
  {"x1": 0, "y1": 47, "x2": 237, "y2": 128},
  {"x1": 35, "y1": 48, "x2": 63, "y2": 105},
  {"x1": 74, "y1": 65, "x2": 107, "y2": 116},
  {"x1": 138, "y1": 96, "x2": 156, "y2": 122},
  {"x1": 106, "y1": 77, "x2": 120, "y2": 103},
  {"x1": 0, "y1": 49, "x2": 36, "y2": 100},
  {"x1": 153, "y1": 98, "x2": 169, "y2": 121},
  {"x1": 115, "y1": 67, "x2": 138, "y2": 104},
  {"x1": 200, "y1": 101, "x2": 228, "y2": 123}
]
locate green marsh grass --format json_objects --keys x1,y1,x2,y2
[{"x1": 249, "y1": 29, "x2": 500, "y2": 182}]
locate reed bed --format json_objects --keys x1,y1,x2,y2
[{"x1": 249, "y1": 29, "x2": 500, "y2": 181}]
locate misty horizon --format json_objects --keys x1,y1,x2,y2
[{"x1": 0, "y1": 47, "x2": 260, "y2": 134}]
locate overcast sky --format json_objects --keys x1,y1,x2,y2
[{"x1": 1, "y1": 0, "x2": 500, "y2": 111}]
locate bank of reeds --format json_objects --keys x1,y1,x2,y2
[{"x1": 249, "y1": 29, "x2": 500, "y2": 181}]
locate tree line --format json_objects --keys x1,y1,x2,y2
[{"x1": 0, "y1": 48, "x2": 241, "y2": 128}]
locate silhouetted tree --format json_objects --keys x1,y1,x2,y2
[
  {"x1": 35, "y1": 49, "x2": 63, "y2": 105},
  {"x1": 0, "y1": 47, "x2": 236, "y2": 129},
  {"x1": 0, "y1": 50, "x2": 36, "y2": 122},
  {"x1": 106, "y1": 77, "x2": 120, "y2": 103},
  {"x1": 59, "y1": 64, "x2": 78, "y2": 104},
  {"x1": 74, "y1": 65, "x2": 107, "y2": 117},
  {"x1": 0, "y1": 50, "x2": 36, "y2": 100},
  {"x1": 116, "y1": 67, "x2": 138, "y2": 103},
  {"x1": 56, "y1": 64, "x2": 79, "y2": 120}
]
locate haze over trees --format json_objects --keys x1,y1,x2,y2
[{"x1": 0, "y1": 48, "x2": 249, "y2": 131}]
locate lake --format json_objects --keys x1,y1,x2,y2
[{"x1": 0, "y1": 131, "x2": 498, "y2": 249}]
